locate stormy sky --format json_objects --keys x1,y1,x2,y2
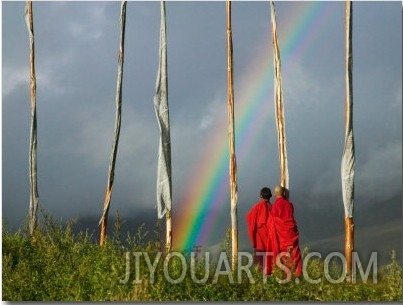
[{"x1": 2, "y1": 1, "x2": 402, "y2": 259}]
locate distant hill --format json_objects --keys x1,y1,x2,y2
[
  {"x1": 24, "y1": 194, "x2": 400, "y2": 267},
  {"x1": 304, "y1": 218, "x2": 401, "y2": 266}
]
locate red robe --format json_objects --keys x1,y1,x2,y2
[
  {"x1": 246, "y1": 200, "x2": 274, "y2": 274},
  {"x1": 246, "y1": 200, "x2": 270, "y2": 250},
  {"x1": 268, "y1": 197, "x2": 302, "y2": 277}
]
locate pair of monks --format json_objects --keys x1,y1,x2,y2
[{"x1": 246, "y1": 185, "x2": 302, "y2": 277}]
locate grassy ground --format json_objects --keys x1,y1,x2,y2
[{"x1": 2, "y1": 215, "x2": 402, "y2": 301}]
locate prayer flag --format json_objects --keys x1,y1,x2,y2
[
  {"x1": 25, "y1": 1, "x2": 39, "y2": 235},
  {"x1": 341, "y1": 1, "x2": 355, "y2": 218},
  {"x1": 154, "y1": 1, "x2": 172, "y2": 219},
  {"x1": 270, "y1": 1, "x2": 289, "y2": 190},
  {"x1": 99, "y1": 1, "x2": 126, "y2": 245}
]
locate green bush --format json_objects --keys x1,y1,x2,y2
[{"x1": 2, "y1": 216, "x2": 402, "y2": 301}]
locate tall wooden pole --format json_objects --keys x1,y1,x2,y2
[
  {"x1": 99, "y1": 0, "x2": 127, "y2": 246},
  {"x1": 226, "y1": 0, "x2": 238, "y2": 271},
  {"x1": 154, "y1": 0, "x2": 173, "y2": 253},
  {"x1": 25, "y1": 1, "x2": 39, "y2": 236},
  {"x1": 270, "y1": 1, "x2": 289, "y2": 193},
  {"x1": 161, "y1": 0, "x2": 172, "y2": 254},
  {"x1": 342, "y1": 0, "x2": 355, "y2": 282}
]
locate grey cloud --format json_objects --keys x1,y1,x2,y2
[{"x1": 2, "y1": 2, "x2": 401, "y2": 256}]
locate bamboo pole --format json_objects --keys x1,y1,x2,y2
[
  {"x1": 25, "y1": 1, "x2": 39, "y2": 236},
  {"x1": 342, "y1": 0, "x2": 355, "y2": 282},
  {"x1": 270, "y1": 1, "x2": 289, "y2": 194},
  {"x1": 99, "y1": 0, "x2": 127, "y2": 246},
  {"x1": 226, "y1": 0, "x2": 238, "y2": 271},
  {"x1": 345, "y1": 216, "x2": 354, "y2": 281},
  {"x1": 166, "y1": 209, "x2": 172, "y2": 253}
]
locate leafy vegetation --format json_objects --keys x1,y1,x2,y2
[{"x1": 2, "y1": 215, "x2": 402, "y2": 301}]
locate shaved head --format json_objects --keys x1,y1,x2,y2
[{"x1": 273, "y1": 185, "x2": 285, "y2": 197}]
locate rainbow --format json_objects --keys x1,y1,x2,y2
[{"x1": 174, "y1": 2, "x2": 336, "y2": 252}]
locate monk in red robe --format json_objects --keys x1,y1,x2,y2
[
  {"x1": 246, "y1": 187, "x2": 274, "y2": 274},
  {"x1": 267, "y1": 185, "x2": 302, "y2": 277}
]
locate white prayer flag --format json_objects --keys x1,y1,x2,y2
[
  {"x1": 270, "y1": 1, "x2": 289, "y2": 190},
  {"x1": 99, "y1": 1, "x2": 126, "y2": 227},
  {"x1": 341, "y1": 1, "x2": 355, "y2": 218},
  {"x1": 25, "y1": 1, "x2": 39, "y2": 235},
  {"x1": 154, "y1": 1, "x2": 172, "y2": 219}
]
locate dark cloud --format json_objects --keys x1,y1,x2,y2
[{"x1": 2, "y1": 2, "x2": 401, "y2": 259}]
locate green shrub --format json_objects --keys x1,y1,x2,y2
[{"x1": 2, "y1": 215, "x2": 402, "y2": 301}]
